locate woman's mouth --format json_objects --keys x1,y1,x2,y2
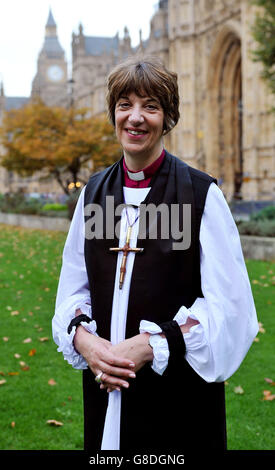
[{"x1": 126, "y1": 128, "x2": 148, "y2": 137}]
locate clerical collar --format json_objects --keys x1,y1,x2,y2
[{"x1": 123, "y1": 149, "x2": 165, "y2": 188}]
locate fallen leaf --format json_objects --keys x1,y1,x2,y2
[
  {"x1": 0, "y1": 379, "x2": 7, "y2": 385},
  {"x1": 2, "y1": 337, "x2": 9, "y2": 342},
  {"x1": 23, "y1": 338, "x2": 32, "y2": 343},
  {"x1": 14, "y1": 353, "x2": 21, "y2": 359},
  {"x1": 46, "y1": 419, "x2": 63, "y2": 427},
  {"x1": 39, "y1": 337, "x2": 49, "y2": 342},
  {"x1": 262, "y1": 390, "x2": 275, "y2": 401},
  {"x1": 264, "y1": 378, "x2": 275, "y2": 386},
  {"x1": 234, "y1": 385, "x2": 244, "y2": 395},
  {"x1": 11, "y1": 422, "x2": 15, "y2": 428},
  {"x1": 28, "y1": 348, "x2": 36, "y2": 356},
  {"x1": 11, "y1": 311, "x2": 19, "y2": 316},
  {"x1": 48, "y1": 378, "x2": 57, "y2": 386},
  {"x1": 8, "y1": 372, "x2": 19, "y2": 376}
]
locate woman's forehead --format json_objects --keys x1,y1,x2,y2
[{"x1": 118, "y1": 90, "x2": 160, "y2": 102}]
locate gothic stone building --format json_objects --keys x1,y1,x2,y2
[{"x1": 0, "y1": 0, "x2": 274, "y2": 201}]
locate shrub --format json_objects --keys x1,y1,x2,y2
[
  {"x1": 237, "y1": 204, "x2": 275, "y2": 237},
  {"x1": 0, "y1": 193, "x2": 43, "y2": 215},
  {"x1": 250, "y1": 205, "x2": 275, "y2": 221},
  {"x1": 238, "y1": 220, "x2": 275, "y2": 237},
  {"x1": 41, "y1": 203, "x2": 68, "y2": 212}
]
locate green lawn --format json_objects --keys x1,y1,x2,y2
[
  {"x1": 0, "y1": 224, "x2": 274, "y2": 450},
  {"x1": 225, "y1": 258, "x2": 275, "y2": 450}
]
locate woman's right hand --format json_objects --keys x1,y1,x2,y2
[{"x1": 73, "y1": 326, "x2": 136, "y2": 392}]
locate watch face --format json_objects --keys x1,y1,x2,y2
[{"x1": 47, "y1": 65, "x2": 64, "y2": 82}]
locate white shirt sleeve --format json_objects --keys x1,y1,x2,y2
[
  {"x1": 140, "y1": 182, "x2": 259, "y2": 382},
  {"x1": 52, "y1": 187, "x2": 94, "y2": 369}
]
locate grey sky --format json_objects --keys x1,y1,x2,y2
[{"x1": 0, "y1": 0, "x2": 157, "y2": 97}]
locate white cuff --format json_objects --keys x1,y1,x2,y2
[
  {"x1": 139, "y1": 320, "x2": 169, "y2": 376},
  {"x1": 54, "y1": 302, "x2": 98, "y2": 369},
  {"x1": 139, "y1": 306, "x2": 201, "y2": 376}
]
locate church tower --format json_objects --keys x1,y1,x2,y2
[{"x1": 31, "y1": 9, "x2": 68, "y2": 107}]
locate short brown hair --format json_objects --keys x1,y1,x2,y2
[{"x1": 106, "y1": 56, "x2": 180, "y2": 135}]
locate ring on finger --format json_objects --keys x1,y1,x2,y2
[{"x1": 95, "y1": 371, "x2": 103, "y2": 384}]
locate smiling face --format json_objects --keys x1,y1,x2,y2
[{"x1": 115, "y1": 92, "x2": 164, "y2": 170}]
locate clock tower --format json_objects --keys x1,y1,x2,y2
[{"x1": 31, "y1": 9, "x2": 68, "y2": 107}]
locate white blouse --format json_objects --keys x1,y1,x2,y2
[{"x1": 52, "y1": 182, "x2": 259, "y2": 449}]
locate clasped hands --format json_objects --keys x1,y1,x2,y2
[{"x1": 73, "y1": 326, "x2": 154, "y2": 393}]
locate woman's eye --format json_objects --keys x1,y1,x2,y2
[{"x1": 118, "y1": 102, "x2": 130, "y2": 108}]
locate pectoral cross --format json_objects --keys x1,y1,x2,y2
[{"x1": 109, "y1": 225, "x2": 144, "y2": 289}]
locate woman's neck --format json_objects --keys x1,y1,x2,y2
[{"x1": 124, "y1": 145, "x2": 164, "y2": 172}]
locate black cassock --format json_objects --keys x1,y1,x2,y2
[{"x1": 82, "y1": 151, "x2": 227, "y2": 451}]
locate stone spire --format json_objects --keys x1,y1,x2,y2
[
  {"x1": 40, "y1": 8, "x2": 64, "y2": 58},
  {"x1": 45, "y1": 8, "x2": 57, "y2": 37}
]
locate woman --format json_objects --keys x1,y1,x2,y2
[{"x1": 52, "y1": 56, "x2": 258, "y2": 452}]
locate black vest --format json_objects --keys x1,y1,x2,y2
[{"x1": 82, "y1": 152, "x2": 226, "y2": 451}]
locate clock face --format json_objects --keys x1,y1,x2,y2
[{"x1": 47, "y1": 65, "x2": 64, "y2": 82}]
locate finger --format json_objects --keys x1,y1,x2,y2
[
  {"x1": 98, "y1": 362, "x2": 136, "y2": 379},
  {"x1": 101, "y1": 372, "x2": 130, "y2": 389},
  {"x1": 100, "y1": 384, "x2": 121, "y2": 393},
  {"x1": 100, "y1": 350, "x2": 135, "y2": 369},
  {"x1": 108, "y1": 387, "x2": 121, "y2": 393}
]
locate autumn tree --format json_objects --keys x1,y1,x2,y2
[
  {"x1": 0, "y1": 99, "x2": 121, "y2": 194},
  {"x1": 251, "y1": 0, "x2": 275, "y2": 106}
]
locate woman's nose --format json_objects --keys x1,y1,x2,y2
[{"x1": 128, "y1": 106, "x2": 144, "y2": 125}]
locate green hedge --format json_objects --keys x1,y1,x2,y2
[
  {"x1": 237, "y1": 205, "x2": 275, "y2": 237},
  {"x1": 0, "y1": 193, "x2": 43, "y2": 215},
  {"x1": 41, "y1": 203, "x2": 68, "y2": 212},
  {"x1": 250, "y1": 205, "x2": 275, "y2": 221},
  {"x1": 0, "y1": 194, "x2": 69, "y2": 217},
  {"x1": 237, "y1": 220, "x2": 275, "y2": 237}
]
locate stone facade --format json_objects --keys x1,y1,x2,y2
[
  {"x1": 0, "y1": 0, "x2": 274, "y2": 201},
  {"x1": 167, "y1": 0, "x2": 275, "y2": 201}
]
